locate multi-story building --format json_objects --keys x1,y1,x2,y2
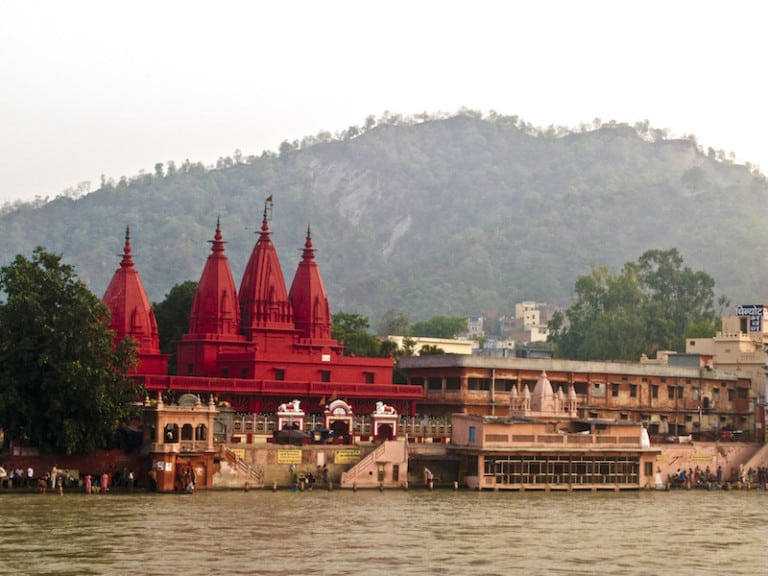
[
  {"x1": 686, "y1": 304, "x2": 767, "y2": 397},
  {"x1": 685, "y1": 304, "x2": 767, "y2": 441},
  {"x1": 399, "y1": 355, "x2": 755, "y2": 440}
]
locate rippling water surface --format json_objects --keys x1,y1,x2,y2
[{"x1": 0, "y1": 489, "x2": 764, "y2": 575}]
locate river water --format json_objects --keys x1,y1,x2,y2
[{"x1": 0, "y1": 489, "x2": 764, "y2": 575}]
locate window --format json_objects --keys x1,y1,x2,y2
[
  {"x1": 222, "y1": 367, "x2": 229, "y2": 378},
  {"x1": 469, "y1": 426, "x2": 476, "y2": 442},
  {"x1": 393, "y1": 465, "x2": 400, "y2": 482},
  {"x1": 737, "y1": 388, "x2": 748, "y2": 399},
  {"x1": 320, "y1": 370, "x2": 330, "y2": 383},
  {"x1": 274, "y1": 369, "x2": 285, "y2": 381},
  {"x1": 365, "y1": 372, "x2": 374, "y2": 384},
  {"x1": 612, "y1": 383, "x2": 619, "y2": 397},
  {"x1": 740, "y1": 317, "x2": 748, "y2": 333},
  {"x1": 592, "y1": 382, "x2": 606, "y2": 398},
  {"x1": 651, "y1": 385, "x2": 658, "y2": 399},
  {"x1": 645, "y1": 462, "x2": 654, "y2": 477},
  {"x1": 495, "y1": 379, "x2": 515, "y2": 392},
  {"x1": 468, "y1": 378, "x2": 491, "y2": 391},
  {"x1": 630, "y1": 384, "x2": 637, "y2": 398},
  {"x1": 446, "y1": 377, "x2": 461, "y2": 390},
  {"x1": 241, "y1": 368, "x2": 247, "y2": 378},
  {"x1": 427, "y1": 377, "x2": 442, "y2": 391},
  {"x1": 668, "y1": 386, "x2": 676, "y2": 399},
  {"x1": 677, "y1": 386, "x2": 684, "y2": 399},
  {"x1": 187, "y1": 363, "x2": 194, "y2": 374},
  {"x1": 728, "y1": 388, "x2": 735, "y2": 401}
]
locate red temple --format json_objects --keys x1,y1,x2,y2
[
  {"x1": 103, "y1": 202, "x2": 422, "y2": 416},
  {"x1": 102, "y1": 227, "x2": 169, "y2": 376}
]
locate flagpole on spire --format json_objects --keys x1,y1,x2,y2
[{"x1": 265, "y1": 194, "x2": 273, "y2": 221}]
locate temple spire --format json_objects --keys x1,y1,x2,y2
[
  {"x1": 103, "y1": 227, "x2": 167, "y2": 374},
  {"x1": 239, "y1": 197, "x2": 293, "y2": 335},
  {"x1": 187, "y1": 219, "x2": 240, "y2": 336},
  {"x1": 289, "y1": 223, "x2": 332, "y2": 341}
]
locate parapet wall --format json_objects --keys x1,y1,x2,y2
[{"x1": 213, "y1": 443, "x2": 379, "y2": 489}]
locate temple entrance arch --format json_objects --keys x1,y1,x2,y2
[
  {"x1": 371, "y1": 401, "x2": 398, "y2": 441},
  {"x1": 330, "y1": 420, "x2": 350, "y2": 442},
  {"x1": 377, "y1": 423, "x2": 394, "y2": 441},
  {"x1": 325, "y1": 399, "x2": 354, "y2": 444}
]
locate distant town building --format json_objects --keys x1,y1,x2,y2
[
  {"x1": 497, "y1": 301, "x2": 554, "y2": 343},
  {"x1": 465, "y1": 315, "x2": 485, "y2": 338},
  {"x1": 387, "y1": 336, "x2": 474, "y2": 356}
]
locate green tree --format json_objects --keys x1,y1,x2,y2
[
  {"x1": 153, "y1": 280, "x2": 197, "y2": 373},
  {"x1": 548, "y1": 264, "x2": 645, "y2": 360},
  {"x1": 0, "y1": 248, "x2": 140, "y2": 454},
  {"x1": 376, "y1": 309, "x2": 410, "y2": 336},
  {"x1": 331, "y1": 311, "x2": 383, "y2": 357},
  {"x1": 410, "y1": 315, "x2": 468, "y2": 339},
  {"x1": 632, "y1": 248, "x2": 717, "y2": 352},
  {"x1": 549, "y1": 250, "x2": 719, "y2": 360},
  {"x1": 418, "y1": 344, "x2": 445, "y2": 356}
]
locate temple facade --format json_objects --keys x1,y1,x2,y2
[{"x1": 103, "y1": 202, "x2": 423, "y2": 420}]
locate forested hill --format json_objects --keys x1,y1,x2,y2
[{"x1": 2, "y1": 113, "x2": 767, "y2": 323}]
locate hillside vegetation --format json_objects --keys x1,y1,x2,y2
[{"x1": 1, "y1": 112, "x2": 766, "y2": 323}]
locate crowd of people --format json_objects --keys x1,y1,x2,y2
[
  {"x1": 664, "y1": 463, "x2": 768, "y2": 490},
  {"x1": 0, "y1": 463, "x2": 137, "y2": 494}
]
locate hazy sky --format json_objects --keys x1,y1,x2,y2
[{"x1": 2, "y1": 0, "x2": 766, "y2": 206}]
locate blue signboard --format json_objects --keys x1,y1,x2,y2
[{"x1": 736, "y1": 304, "x2": 763, "y2": 333}]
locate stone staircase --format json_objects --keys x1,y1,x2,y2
[
  {"x1": 221, "y1": 447, "x2": 264, "y2": 488},
  {"x1": 741, "y1": 442, "x2": 768, "y2": 471},
  {"x1": 340, "y1": 441, "x2": 408, "y2": 489}
]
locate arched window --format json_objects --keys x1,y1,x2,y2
[
  {"x1": 164, "y1": 424, "x2": 179, "y2": 443},
  {"x1": 181, "y1": 424, "x2": 193, "y2": 441},
  {"x1": 195, "y1": 424, "x2": 207, "y2": 441}
]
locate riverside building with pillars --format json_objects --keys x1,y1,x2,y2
[{"x1": 399, "y1": 354, "x2": 756, "y2": 441}]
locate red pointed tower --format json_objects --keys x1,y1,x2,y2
[
  {"x1": 289, "y1": 225, "x2": 333, "y2": 342},
  {"x1": 239, "y1": 199, "x2": 295, "y2": 344},
  {"x1": 176, "y1": 219, "x2": 247, "y2": 376},
  {"x1": 188, "y1": 217, "x2": 241, "y2": 336},
  {"x1": 103, "y1": 227, "x2": 168, "y2": 375}
]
